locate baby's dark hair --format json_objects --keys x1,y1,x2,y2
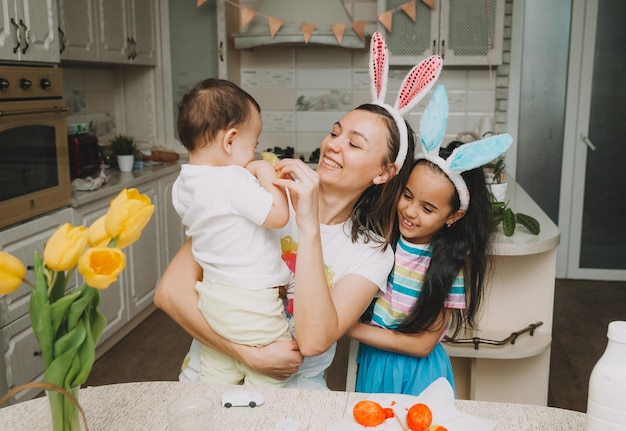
[
  {"x1": 395, "y1": 140, "x2": 493, "y2": 338},
  {"x1": 177, "y1": 78, "x2": 260, "y2": 152}
]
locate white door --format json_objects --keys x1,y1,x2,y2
[{"x1": 558, "y1": 0, "x2": 626, "y2": 280}]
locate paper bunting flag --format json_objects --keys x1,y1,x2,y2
[
  {"x1": 268, "y1": 17, "x2": 283, "y2": 38},
  {"x1": 422, "y1": 0, "x2": 435, "y2": 10},
  {"x1": 331, "y1": 23, "x2": 346, "y2": 45},
  {"x1": 351, "y1": 20, "x2": 366, "y2": 41},
  {"x1": 401, "y1": 0, "x2": 417, "y2": 21},
  {"x1": 301, "y1": 23, "x2": 316, "y2": 44},
  {"x1": 378, "y1": 10, "x2": 393, "y2": 32},
  {"x1": 240, "y1": 6, "x2": 256, "y2": 30},
  {"x1": 197, "y1": 0, "x2": 206, "y2": 6}
]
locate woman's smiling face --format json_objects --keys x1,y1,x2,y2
[{"x1": 317, "y1": 109, "x2": 394, "y2": 192}]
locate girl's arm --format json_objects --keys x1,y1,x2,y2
[
  {"x1": 153, "y1": 239, "x2": 303, "y2": 379},
  {"x1": 275, "y1": 159, "x2": 381, "y2": 356},
  {"x1": 348, "y1": 309, "x2": 453, "y2": 357},
  {"x1": 246, "y1": 159, "x2": 289, "y2": 229}
]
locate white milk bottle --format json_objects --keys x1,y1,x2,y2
[{"x1": 587, "y1": 321, "x2": 626, "y2": 430}]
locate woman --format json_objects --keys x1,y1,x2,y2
[{"x1": 154, "y1": 103, "x2": 414, "y2": 388}]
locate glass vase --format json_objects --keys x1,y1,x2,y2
[{"x1": 46, "y1": 386, "x2": 81, "y2": 431}]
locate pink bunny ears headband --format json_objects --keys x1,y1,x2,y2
[
  {"x1": 369, "y1": 32, "x2": 443, "y2": 171},
  {"x1": 416, "y1": 85, "x2": 513, "y2": 211}
]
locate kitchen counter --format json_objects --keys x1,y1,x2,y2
[
  {"x1": 490, "y1": 180, "x2": 561, "y2": 256},
  {"x1": 71, "y1": 161, "x2": 183, "y2": 207}
]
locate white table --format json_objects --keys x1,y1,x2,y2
[{"x1": 0, "y1": 381, "x2": 586, "y2": 430}]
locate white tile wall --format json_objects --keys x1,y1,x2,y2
[{"x1": 237, "y1": 0, "x2": 501, "y2": 156}]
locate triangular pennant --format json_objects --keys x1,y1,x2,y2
[
  {"x1": 421, "y1": 0, "x2": 435, "y2": 10},
  {"x1": 351, "y1": 20, "x2": 366, "y2": 41},
  {"x1": 301, "y1": 23, "x2": 316, "y2": 44},
  {"x1": 401, "y1": 1, "x2": 417, "y2": 21},
  {"x1": 240, "y1": 6, "x2": 256, "y2": 30},
  {"x1": 378, "y1": 11, "x2": 393, "y2": 33},
  {"x1": 196, "y1": 0, "x2": 206, "y2": 6},
  {"x1": 268, "y1": 17, "x2": 283, "y2": 38},
  {"x1": 330, "y1": 23, "x2": 346, "y2": 45}
]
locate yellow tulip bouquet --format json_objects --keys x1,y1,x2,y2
[{"x1": 0, "y1": 188, "x2": 154, "y2": 431}]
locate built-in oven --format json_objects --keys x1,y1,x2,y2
[{"x1": 0, "y1": 66, "x2": 71, "y2": 229}]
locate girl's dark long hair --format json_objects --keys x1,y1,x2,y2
[
  {"x1": 396, "y1": 141, "x2": 494, "y2": 337},
  {"x1": 348, "y1": 104, "x2": 415, "y2": 251}
]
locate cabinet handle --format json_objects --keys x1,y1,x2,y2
[
  {"x1": 19, "y1": 19, "x2": 29, "y2": 54},
  {"x1": 441, "y1": 39, "x2": 445, "y2": 60},
  {"x1": 58, "y1": 27, "x2": 66, "y2": 54},
  {"x1": 10, "y1": 18, "x2": 20, "y2": 54},
  {"x1": 132, "y1": 38, "x2": 137, "y2": 59},
  {"x1": 219, "y1": 41, "x2": 224, "y2": 62},
  {"x1": 127, "y1": 38, "x2": 134, "y2": 60},
  {"x1": 432, "y1": 39, "x2": 436, "y2": 55},
  {"x1": 33, "y1": 351, "x2": 42, "y2": 356},
  {"x1": 580, "y1": 133, "x2": 597, "y2": 151}
]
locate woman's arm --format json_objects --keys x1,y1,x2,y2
[
  {"x1": 154, "y1": 239, "x2": 303, "y2": 379},
  {"x1": 348, "y1": 309, "x2": 453, "y2": 357},
  {"x1": 275, "y1": 159, "x2": 381, "y2": 356}
]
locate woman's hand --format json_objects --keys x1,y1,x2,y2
[
  {"x1": 274, "y1": 158, "x2": 320, "y2": 231},
  {"x1": 236, "y1": 339, "x2": 303, "y2": 380}
]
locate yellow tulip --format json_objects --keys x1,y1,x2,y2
[
  {"x1": 88, "y1": 215, "x2": 113, "y2": 247},
  {"x1": 0, "y1": 251, "x2": 26, "y2": 294},
  {"x1": 105, "y1": 188, "x2": 155, "y2": 249},
  {"x1": 78, "y1": 247, "x2": 126, "y2": 289},
  {"x1": 43, "y1": 223, "x2": 89, "y2": 271}
]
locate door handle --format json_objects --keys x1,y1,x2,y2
[{"x1": 580, "y1": 133, "x2": 596, "y2": 151}]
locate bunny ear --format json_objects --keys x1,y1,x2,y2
[
  {"x1": 448, "y1": 134, "x2": 513, "y2": 173},
  {"x1": 395, "y1": 55, "x2": 443, "y2": 115},
  {"x1": 419, "y1": 85, "x2": 448, "y2": 154},
  {"x1": 370, "y1": 32, "x2": 388, "y2": 104}
]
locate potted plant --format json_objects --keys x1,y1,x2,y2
[
  {"x1": 110, "y1": 134, "x2": 136, "y2": 172},
  {"x1": 484, "y1": 157, "x2": 507, "y2": 202}
]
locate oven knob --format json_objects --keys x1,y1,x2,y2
[
  {"x1": 0, "y1": 78, "x2": 8, "y2": 91},
  {"x1": 20, "y1": 78, "x2": 32, "y2": 90},
  {"x1": 40, "y1": 78, "x2": 51, "y2": 91}
]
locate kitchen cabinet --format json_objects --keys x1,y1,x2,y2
[
  {"x1": 378, "y1": 0, "x2": 505, "y2": 66},
  {"x1": 57, "y1": 0, "x2": 98, "y2": 62},
  {"x1": 96, "y1": 0, "x2": 157, "y2": 66},
  {"x1": 0, "y1": 0, "x2": 60, "y2": 63}
]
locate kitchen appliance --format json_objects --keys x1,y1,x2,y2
[
  {"x1": 68, "y1": 132, "x2": 101, "y2": 179},
  {"x1": 0, "y1": 66, "x2": 71, "y2": 229}
]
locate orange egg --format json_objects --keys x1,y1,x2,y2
[
  {"x1": 353, "y1": 400, "x2": 386, "y2": 427},
  {"x1": 406, "y1": 403, "x2": 433, "y2": 431},
  {"x1": 428, "y1": 426, "x2": 448, "y2": 431}
]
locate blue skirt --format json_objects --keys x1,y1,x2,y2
[{"x1": 355, "y1": 342, "x2": 455, "y2": 396}]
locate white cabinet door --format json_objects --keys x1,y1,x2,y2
[
  {"x1": 72, "y1": 202, "x2": 129, "y2": 344},
  {"x1": 57, "y1": 0, "x2": 98, "y2": 62},
  {"x1": 158, "y1": 172, "x2": 186, "y2": 271},
  {"x1": 127, "y1": 0, "x2": 156, "y2": 66},
  {"x1": 0, "y1": 0, "x2": 60, "y2": 63},
  {"x1": 126, "y1": 182, "x2": 162, "y2": 316},
  {"x1": 96, "y1": 0, "x2": 129, "y2": 63},
  {"x1": 378, "y1": 0, "x2": 504, "y2": 66}
]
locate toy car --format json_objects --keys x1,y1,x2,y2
[{"x1": 221, "y1": 390, "x2": 265, "y2": 408}]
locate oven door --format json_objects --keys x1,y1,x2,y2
[{"x1": 0, "y1": 99, "x2": 71, "y2": 229}]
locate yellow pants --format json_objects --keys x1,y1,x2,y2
[{"x1": 196, "y1": 279, "x2": 292, "y2": 387}]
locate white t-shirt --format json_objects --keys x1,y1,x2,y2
[
  {"x1": 179, "y1": 202, "x2": 394, "y2": 390},
  {"x1": 172, "y1": 164, "x2": 290, "y2": 290}
]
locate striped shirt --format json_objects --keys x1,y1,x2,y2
[{"x1": 371, "y1": 236, "x2": 466, "y2": 330}]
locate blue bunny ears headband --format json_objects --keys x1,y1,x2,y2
[
  {"x1": 369, "y1": 32, "x2": 442, "y2": 171},
  {"x1": 416, "y1": 85, "x2": 513, "y2": 211}
]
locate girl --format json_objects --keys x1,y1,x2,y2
[{"x1": 351, "y1": 85, "x2": 512, "y2": 395}]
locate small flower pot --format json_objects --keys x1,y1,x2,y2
[
  {"x1": 117, "y1": 155, "x2": 134, "y2": 173},
  {"x1": 488, "y1": 182, "x2": 508, "y2": 202}
]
